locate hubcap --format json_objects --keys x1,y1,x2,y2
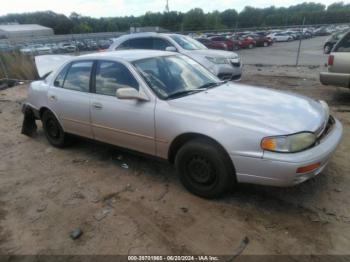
[{"x1": 186, "y1": 155, "x2": 216, "y2": 185}]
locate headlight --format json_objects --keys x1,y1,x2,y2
[
  {"x1": 261, "y1": 132, "x2": 316, "y2": 153},
  {"x1": 205, "y1": 56, "x2": 229, "y2": 64}
]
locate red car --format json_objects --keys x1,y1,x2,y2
[
  {"x1": 209, "y1": 36, "x2": 240, "y2": 51},
  {"x1": 195, "y1": 38, "x2": 228, "y2": 50},
  {"x1": 244, "y1": 34, "x2": 273, "y2": 47},
  {"x1": 231, "y1": 35, "x2": 256, "y2": 49}
]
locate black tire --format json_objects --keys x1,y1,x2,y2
[
  {"x1": 175, "y1": 138, "x2": 235, "y2": 198},
  {"x1": 42, "y1": 110, "x2": 71, "y2": 148}
]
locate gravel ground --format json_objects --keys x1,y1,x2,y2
[{"x1": 0, "y1": 65, "x2": 349, "y2": 256}]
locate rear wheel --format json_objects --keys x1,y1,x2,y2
[
  {"x1": 263, "y1": 41, "x2": 268, "y2": 47},
  {"x1": 42, "y1": 110, "x2": 71, "y2": 148},
  {"x1": 248, "y1": 44, "x2": 254, "y2": 49},
  {"x1": 175, "y1": 138, "x2": 235, "y2": 198}
]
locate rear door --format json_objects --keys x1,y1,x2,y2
[
  {"x1": 90, "y1": 60, "x2": 156, "y2": 155},
  {"x1": 48, "y1": 60, "x2": 94, "y2": 138}
]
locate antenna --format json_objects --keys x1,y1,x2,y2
[{"x1": 165, "y1": 0, "x2": 169, "y2": 12}]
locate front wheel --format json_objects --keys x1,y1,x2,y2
[
  {"x1": 175, "y1": 139, "x2": 235, "y2": 198},
  {"x1": 248, "y1": 44, "x2": 254, "y2": 49},
  {"x1": 42, "y1": 110, "x2": 71, "y2": 148}
]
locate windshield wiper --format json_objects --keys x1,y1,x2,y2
[
  {"x1": 165, "y1": 81, "x2": 227, "y2": 100},
  {"x1": 166, "y1": 88, "x2": 207, "y2": 100},
  {"x1": 197, "y1": 81, "x2": 227, "y2": 90}
]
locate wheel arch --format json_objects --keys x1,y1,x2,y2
[
  {"x1": 39, "y1": 107, "x2": 64, "y2": 130},
  {"x1": 168, "y1": 133, "x2": 235, "y2": 170}
]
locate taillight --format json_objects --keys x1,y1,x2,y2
[{"x1": 328, "y1": 55, "x2": 334, "y2": 66}]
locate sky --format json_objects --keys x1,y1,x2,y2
[{"x1": 0, "y1": 0, "x2": 348, "y2": 18}]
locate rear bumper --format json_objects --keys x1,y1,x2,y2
[
  {"x1": 231, "y1": 117, "x2": 343, "y2": 187},
  {"x1": 320, "y1": 72, "x2": 350, "y2": 88}
]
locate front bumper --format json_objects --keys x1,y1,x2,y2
[
  {"x1": 320, "y1": 71, "x2": 350, "y2": 88},
  {"x1": 210, "y1": 61, "x2": 243, "y2": 81},
  {"x1": 232, "y1": 117, "x2": 343, "y2": 187}
]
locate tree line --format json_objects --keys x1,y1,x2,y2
[{"x1": 0, "y1": 2, "x2": 349, "y2": 35}]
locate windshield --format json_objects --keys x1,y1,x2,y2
[
  {"x1": 170, "y1": 35, "x2": 207, "y2": 50},
  {"x1": 133, "y1": 55, "x2": 221, "y2": 100}
]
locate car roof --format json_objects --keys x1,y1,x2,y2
[{"x1": 80, "y1": 50, "x2": 177, "y2": 62}]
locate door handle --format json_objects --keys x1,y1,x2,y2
[
  {"x1": 92, "y1": 102, "x2": 103, "y2": 110},
  {"x1": 49, "y1": 95, "x2": 57, "y2": 102}
]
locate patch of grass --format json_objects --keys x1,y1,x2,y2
[{"x1": 0, "y1": 52, "x2": 38, "y2": 80}]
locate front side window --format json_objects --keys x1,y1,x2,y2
[
  {"x1": 63, "y1": 61, "x2": 93, "y2": 92},
  {"x1": 169, "y1": 35, "x2": 207, "y2": 50},
  {"x1": 133, "y1": 55, "x2": 220, "y2": 100},
  {"x1": 95, "y1": 61, "x2": 139, "y2": 96}
]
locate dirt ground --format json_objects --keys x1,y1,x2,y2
[{"x1": 0, "y1": 65, "x2": 349, "y2": 256}]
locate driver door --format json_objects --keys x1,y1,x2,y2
[{"x1": 90, "y1": 60, "x2": 156, "y2": 155}]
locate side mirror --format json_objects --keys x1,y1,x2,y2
[
  {"x1": 165, "y1": 46, "x2": 177, "y2": 52},
  {"x1": 116, "y1": 87, "x2": 149, "y2": 101}
]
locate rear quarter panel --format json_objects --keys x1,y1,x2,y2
[{"x1": 27, "y1": 80, "x2": 49, "y2": 111}]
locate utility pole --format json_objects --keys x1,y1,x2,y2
[
  {"x1": 165, "y1": 0, "x2": 169, "y2": 12},
  {"x1": 295, "y1": 17, "x2": 306, "y2": 66}
]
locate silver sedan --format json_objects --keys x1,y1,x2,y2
[{"x1": 22, "y1": 50, "x2": 343, "y2": 198}]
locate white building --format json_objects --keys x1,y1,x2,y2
[{"x1": 0, "y1": 24, "x2": 54, "y2": 40}]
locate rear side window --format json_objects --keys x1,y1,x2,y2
[
  {"x1": 63, "y1": 61, "x2": 93, "y2": 92},
  {"x1": 335, "y1": 33, "x2": 350, "y2": 52},
  {"x1": 95, "y1": 61, "x2": 139, "y2": 96},
  {"x1": 116, "y1": 37, "x2": 172, "y2": 51},
  {"x1": 128, "y1": 38, "x2": 153, "y2": 49}
]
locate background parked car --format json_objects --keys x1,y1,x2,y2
[
  {"x1": 109, "y1": 33, "x2": 242, "y2": 80},
  {"x1": 58, "y1": 42, "x2": 77, "y2": 53},
  {"x1": 231, "y1": 35, "x2": 256, "y2": 49},
  {"x1": 20, "y1": 44, "x2": 51, "y2": 55},
  {"x1": 243, "y1": 34, "x2": 272, "y2": 47},
  {"x1": 209, "y1": 36, "x2": 240, "y2": 50},
  {"x1": 196, "y1": 38, "x2": 228, "y2": 50},
  {"x1": 267, "y1": 33, "x2": 293, "y2": 42},
  {"x1": 320, "y1": 31, "x2": 350, "y2": 88}
]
